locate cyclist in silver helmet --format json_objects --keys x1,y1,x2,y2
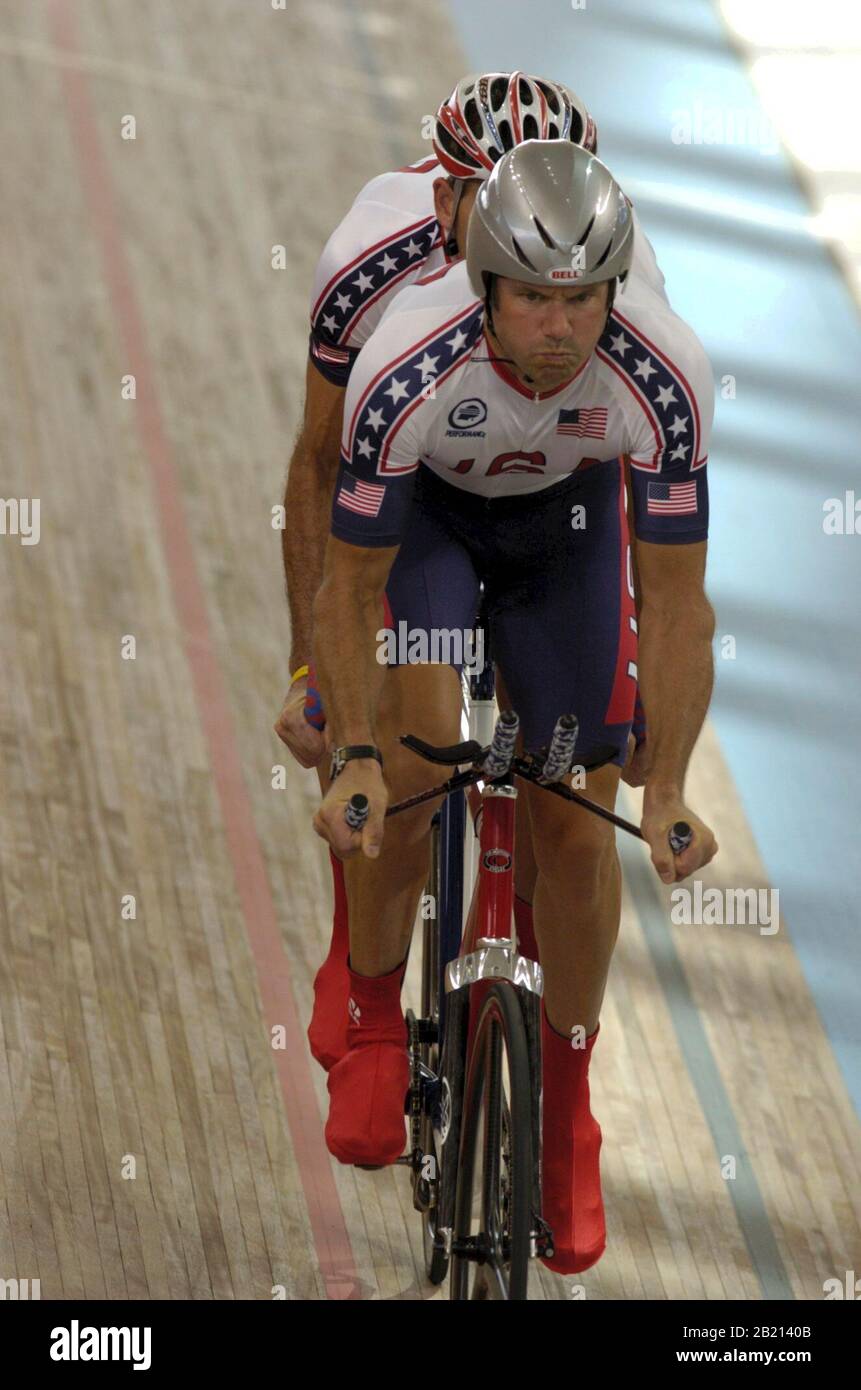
[
  {"x1": 280, "y1": 75, "x2": 669, "y2": 1085},
  {"x1": 466, "y1": 140, "x2": 635, "y2": 365},
  {"x1": 311, "y1": 139, "x2": 718, "y2": 1274}
]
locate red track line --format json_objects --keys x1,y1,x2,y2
[{"x1": 50, "y1": 0, "x2": 360, "y2": 1300}]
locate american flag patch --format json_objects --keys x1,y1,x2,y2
[
  {"x1": 312, "y1": 340, "x2": 351, "y2": 366},
  {"x1": 336, "y1": 478, "x2": 386, "y2": 517},
  {"x1": 556, "y1": 406, "x2": 608, "y2": 439},
  {"x1": 647, "y1": 481, "x2": 698, "y2": 516}
]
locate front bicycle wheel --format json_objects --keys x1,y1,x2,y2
[
  {"x1": 418, "y1": 815, "x2": 449, "y2": 1284},
  {"x1": 449, "y1": 982, "x2": 532, "y2": 1300}
]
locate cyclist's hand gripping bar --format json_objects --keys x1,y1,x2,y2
[
  {"x1": 668, "y1": 820, "x2": 693, "y2": 855},
  {"x1": 344, "y1": 793, "x2": 369, "y2": 831}
]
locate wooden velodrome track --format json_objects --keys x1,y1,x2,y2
[{"x1": 1, "y1": 0, "x2": 858, "y2": 1301}]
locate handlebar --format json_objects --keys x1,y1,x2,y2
[
  {"x1": 539, "y1": 714, "x2": 579, "y2": 784},
  {"x1": 481, "y1": 709, "x2": 519, "y2": 780},
  {"x1": 344, "y1": 793, "x2": 369, "y2": 831},
  {"x1": 668, "y1": 821, "x2": 693, "y2": 855},
  {"x1": 387, "y1": 711, "x2": 695, "y2": 856},
  {"x1": 335, "y1": 714, "x2": 696, "y2": 855}
]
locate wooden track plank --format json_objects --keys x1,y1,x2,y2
[{"x1": 0, "y1": 0, "x2": 857, "y2": 1304}]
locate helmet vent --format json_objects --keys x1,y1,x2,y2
[
  {"x1": 593, "y1": 237, "x2": 614, "y2": 270},
  {"x1": 532, "y1": 216, "x2": 557, "y2": 249},
  {"x1": 537, "y1": 81, "x2": 561, "y2": 116},
  {"x1": 518, "y1": 78, "x2": 533, "y2": 105},
  {"x1": 569, "y1": 112, "x2": 585, "y2": 144},
  {"x1": 490, "y1": 77, "x2": 508, "y2": 110},
  {"x1": 577, "y1": 213, "x2": 596, "y2": 245},
  {"x1": 547, "y1": 122, "x2": 559, "y2": 139},
  {"x1": 523, "y1": 114, "x2": 539, "y2": 140},
  {"x1": 433, "y1": 126, "x2": 481, "y2": 170},
  {"x1": 497, "y1": 118, "x2": 514, "y2": 151},
  {"x1": 510, "y1": 236, "x2": 538, "y2": 271},
  {"x1": 464, "y1": 98, "x2": 484, "y2": 140},
  {"x1": 436, "y1": 124, "x2": 481, "y2": 169}
]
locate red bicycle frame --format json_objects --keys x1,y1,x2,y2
[{"x1": 458, "y1": 783, "x2": 519, "y2": 1051}]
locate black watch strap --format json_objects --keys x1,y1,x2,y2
[{"x1": 330, "y1": 744, "x2": 384, "y2": 781}]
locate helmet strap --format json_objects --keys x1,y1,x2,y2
[
  {"x1": 444, "y1": 178, "x2": 466, "y2": 258},
  {"x1": 484, "y1": 273, "x2": 496, "y2": 335},
  {"x1": 603, "y1": 276, "x2": 618, "y2": 331}
]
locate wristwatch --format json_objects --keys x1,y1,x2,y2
[{"x1": 329, "y1": 744, "x2": 384, "y2": 782}]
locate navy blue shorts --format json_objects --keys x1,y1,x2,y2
[{"x1": 381, "y1": 459, "x2": 638, "y2": 764}]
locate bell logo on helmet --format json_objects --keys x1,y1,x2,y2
[{"x1": 546, "y1": 243, "x2": 585, "y2": 280}]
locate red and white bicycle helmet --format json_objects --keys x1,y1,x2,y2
[{"x1": 433, "y1": 71, "x2": 598, "y2": 180}]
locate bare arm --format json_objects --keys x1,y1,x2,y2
[
  {"x1": 312, "y1": 536, "x2": 398, "y2": 748},
  {"x1": 636, "y1": 539, "x2": 715, "y2": 794},
  {"x1": 311, "y1": 537, "x2": 399, "y2": 857},
  {"x1": 635, "y1": 538, "x2": 718, "y2": 882},
  {"x1": 283, "y1": 361, "x2": 346, "y2": 673}
]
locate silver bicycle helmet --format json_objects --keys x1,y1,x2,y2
[{"x1": 465, "y1": 140, "x2": 634, "y2": 300}]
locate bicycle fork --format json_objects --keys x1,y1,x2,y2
[{"x1": 437, "y1": 777, "x2": 552, "y2": 1265}]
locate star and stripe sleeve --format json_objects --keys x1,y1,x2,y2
[
  {"x1": 309, "y1": 200, "x2": 442, "y2": 387},
  {"x1": 329, "y1": 317, "x2": 426, "y2": 548},
  {"x1": 329, "y1": 299, "x2": 483, "y2": 548},
  {"x1": 605, "y1": 313, "x2": 714, "y2": 545}
]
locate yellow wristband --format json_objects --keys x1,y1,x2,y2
[{"x1": 290, "y1": 664, "x2": 310, "y2": 686}]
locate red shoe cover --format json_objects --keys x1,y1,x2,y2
[
  {"x1": 514, "y1": 894, "x2": 540, "y2": 965},
  {"x1": 325, "y1": 958, "x2": 409, "y2": 1166},
  {"x1": 540, "y1": 1004, "x2": 605, "y2": 1274},
  {"x1": 307, "y1": 851, "x2": 350, "y2": 1071}
]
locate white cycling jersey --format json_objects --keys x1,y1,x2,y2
[
  {"x1": 309, "y1": 155, "x2": 669, "y2": 384},
  {"x1": 331, "y1": 259, "x2": 713, "y2": 547}
]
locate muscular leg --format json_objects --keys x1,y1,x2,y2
[
  {"x1": 343, "y1": 661, "x2": 463, "y2": 974},
  {"x1": 324, "y1": 660, "x2": 463, "y2": 1166},
  {"x1": 521, "y1": 761, "x2": 622, "y2": 1272},
  {"x1": 523, "y1": 762, "x2": 622, "y2": 1036}
]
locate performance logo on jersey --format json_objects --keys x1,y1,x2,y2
[
  {"x1": 346, "y1": 304, "x2": 484, "y2": 474},
  {"x1": 556, "y1": 406, "x2": 607, "y2": 439},
  {"x1": 647, "y1": 480, "x2": 698, "y2": 516},
  {"x1": 447, "y1": 398, "x2": 487, "y2": 434},
  {"x1": 598, "y1": 312, "x2": 703, "y2": 469},
  {"x1": 336, "y1": 477, "x2": 387, "y2": 517},
  {"x1": 313, "y1": 216, "x2": 441, "y2": 345}
]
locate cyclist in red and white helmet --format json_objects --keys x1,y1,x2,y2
[
  {"x1": 434, "y1": 71, "x2": 598, "y2": 176},
  {"x1": 432, "y1": 72, "x2": 599, "y2": 255},
  {"x1": 277, "y1": 73, "x2": 667, "y2": 1080}
]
